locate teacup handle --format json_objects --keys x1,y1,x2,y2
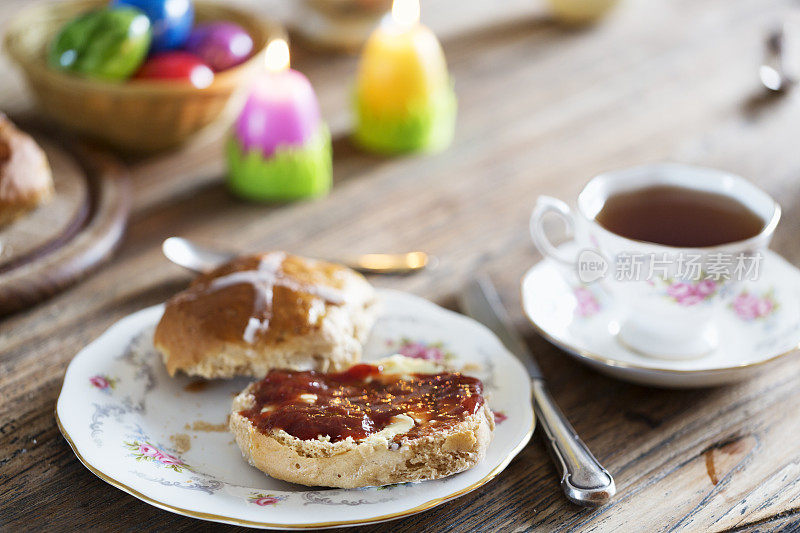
[{"x1": 530, "y1": 196, "x2": 577, "y2": 266}]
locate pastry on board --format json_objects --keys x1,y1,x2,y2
[
  {"x1": 0, "y1": 114, "x2": 54, "y2": 227},
  {"x1": 154, "y1": 252, "x2": 377, "y2": 379},
  {"x1": 229, "y1": 355, "x2": 495, "y2": 488}
]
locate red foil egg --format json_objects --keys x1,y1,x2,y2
[{"x1": 134, "y1": 51, "x2": 214, "y2": 88}]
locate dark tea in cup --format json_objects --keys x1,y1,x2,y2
[{"x1": 594, "y1": 185, "x2": 765, "y2": 248}]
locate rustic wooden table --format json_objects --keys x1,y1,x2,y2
[{"x1": 4, "y1": 0, "x2": 800, "y2": 530}]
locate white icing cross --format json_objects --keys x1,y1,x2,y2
[{"x1": 206, "y1": 252, "x2": 345, "y2": 344}]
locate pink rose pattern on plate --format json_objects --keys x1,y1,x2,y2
[
  {"x1": 665, "y1": 279, "x2": 718, "y2": 306},
  {"x1": 124, "y1": 441, "x2": 190, "y2": 473},
  {"x1": 573, "y1": 287, "x2": 601, "y2": 317},
  {"x1": 248, "y1": 493, "x2": 288, "y2": 506},
  {"x1": 492, "y1": 411, "x2": 508, "y2": 424},
  {"x1": 89, "y1": 375, "x2": 117, "y2": 392},
  {"x1": 731, "y1": 290, "x2": 778, "y2": 321},
  {"x1": 386, "y1": 338, "x2": 453, "y2": 362}
]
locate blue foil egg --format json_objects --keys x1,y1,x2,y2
[{"x1": 111, "y1": 0, "x2": 194, "y2": 52}]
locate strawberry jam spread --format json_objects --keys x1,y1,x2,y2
[{"x1": 240, "y1": 364, "x2": 485, "y2": 442}]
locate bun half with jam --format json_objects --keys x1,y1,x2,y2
[
  {"x1": 154, "y1": 252, "x2": 376, "y2": 379},
  {"x1": 229, "y1": 355, "x2": 495, "y2": 488}
]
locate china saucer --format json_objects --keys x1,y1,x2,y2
[{"x1": 521, "y1": 247, "x2": 800, "y2": 388}]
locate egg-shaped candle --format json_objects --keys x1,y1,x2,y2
[
  {"x1": 353, "y1": 0, "x2": 456, "y2": 154},
  {"x1": 226, "y1": 39, "x2": 332, "y2": 201}
]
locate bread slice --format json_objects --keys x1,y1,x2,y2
[
  {"x1": 229, "y1": 355, "x2": 495, "y2": 488},
  {"x1": 0, "y1": 114, "x2": 53, "y2": 227},
  {"x1": 154, "y1": 252, "x2": 376, "y2": 379}
]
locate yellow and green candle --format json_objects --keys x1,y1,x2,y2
[{"x1": 353, "y1": 0, "x2": 456, "y2": 154}]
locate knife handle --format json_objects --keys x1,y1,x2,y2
[{"x1": 531, "y1": 379, "x2": 616, "y2": 506}]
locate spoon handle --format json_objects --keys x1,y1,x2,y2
[{"x1": 162, "y1": 237, "x2": 431, "y2": 275}]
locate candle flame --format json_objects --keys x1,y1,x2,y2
[
  {"x1": 265, "y1": 39, "x2": 290, "y2": 72},
  {"x1": 391, "y1": 0, "x2": 420, "y2": 28}
]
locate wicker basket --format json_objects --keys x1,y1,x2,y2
[{"x1": 4, "y1": 0, "x2": 283, "y2": 152}]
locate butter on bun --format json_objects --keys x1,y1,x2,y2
[
  {"x1": 229, "y1": 355, "x2": 495, "y2": 488},
  {"x1": 154, "y1": 252, "x2": 376, "y2": 379}
]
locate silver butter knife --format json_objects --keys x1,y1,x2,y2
[{"x1": 459, "y1": 276, "x2": 615, "y2": 506}]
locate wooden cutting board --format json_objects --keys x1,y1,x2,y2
[{"x1": 0, "y1": 120, "x2": 131, "y2": 315}]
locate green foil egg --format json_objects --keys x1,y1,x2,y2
[{"x1": 48, "y1": 7, "x2": 152, "y2": 81}]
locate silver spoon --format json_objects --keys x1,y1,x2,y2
[{"x1": 162, "y1": 237, "x2": 435, "y2": 275}]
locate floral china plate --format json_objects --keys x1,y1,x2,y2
[
  {"x1": 521, "y1": 249, "x2": 800, "y2": 388},
  {"x1": 56, "y1": 289, "x2": 534, "y2": 529}
]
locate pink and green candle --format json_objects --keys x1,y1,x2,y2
[{"x1": 227, "y1": 39, "x2": 332, "y2": 201}]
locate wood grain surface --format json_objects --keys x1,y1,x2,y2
[{"x1": 3, "y1": 0, "x2": 800, "y2": 531}]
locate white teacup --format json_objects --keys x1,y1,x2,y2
[{"x1": 530, "y1": 163, "x2": 781, "y2": 360}]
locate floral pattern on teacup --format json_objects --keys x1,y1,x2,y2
[
  {"x1": 386, "y1": 338, "x2": 454, "y2": 362},
  {"x1": 248, "y1": 493, "x2": 288, "y2": 506},
  {"x1": 665, "y1": 279, "x2": 718, "y2": 306},
  {"x1": 89, "y1": 375, "x2": 117, "y2": 392},
  {"x1": 125, "y1": 441, "x2": 189, "y2": 473},
  {"x1": 573, "y1": 287, "x2": 601, "y2": 317},
  {"x1": 731, "y1": 289, "x2": 778, "y2": 321}
]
